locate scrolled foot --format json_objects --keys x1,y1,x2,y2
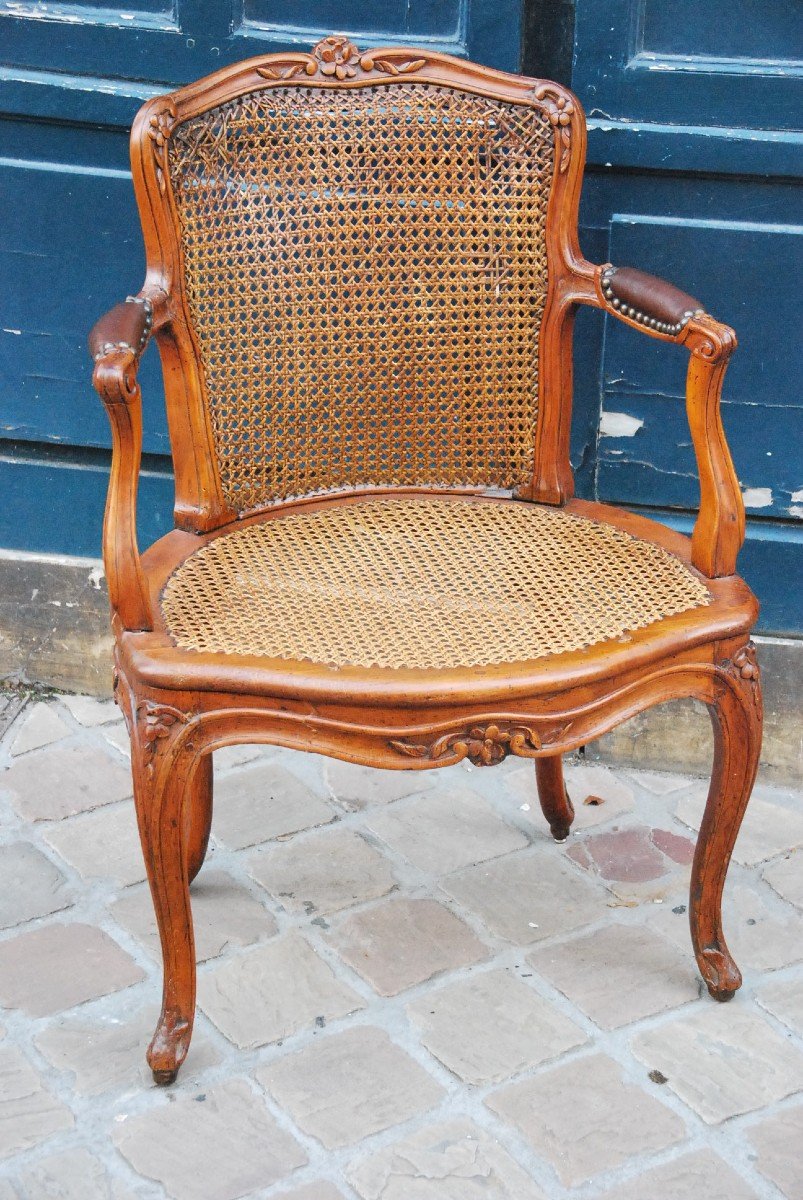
[
  {"x1": 147, "y1": 1009, "x2": 192, "y2": 1086},
  {"x1": 698, "y1": 946, "x2": 742, "y2": 1002}
]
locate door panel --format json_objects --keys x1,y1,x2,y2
[
  {"x1": 1, "y1": 0, "x2": 523, "y2": 560},
  {"x1": 573, "y1": 0, "x2": 803, "y2": 632}
]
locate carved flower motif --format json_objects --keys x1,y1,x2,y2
[
  {"x1": 137, "y1": 702, "x2": 187, "y2": 762},
  {"x1": 734, "y1": 644, "x2": 759, "y2": 682},
  {"x1": 546, "y1": 94, "x2": 573, "y2": 128},
  {"x1": 313, "y1": 35, "x2": 361, "y2": 79},
  {"x1": 147, "y1": 105, "x2": 176, "y2": 194},
  {"x1": 455, "y1": 724, "x2": 511, "y2": 766}
]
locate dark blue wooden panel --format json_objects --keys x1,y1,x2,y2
[
  {"x1": 0, "y1": 0, "x2": 521, "y2": 123},
  {"x1": 0, "y1": 152, "x2": 169, "y2": 456},
  {"x1": 597, "y1": 216, "x2": 803, "y2": 522},
  {"x1": 243, "y1": 0, "x2": 461, "y2": 38},
  {"x1": 0, "y1": 455, "x2": 173, "y2": 559},
  {"x1": 575, "y1": 0, "x2": 801, "y2": 128},
  {"x1": 642, "y1": 0, "x2": 797, "y2": 60}
]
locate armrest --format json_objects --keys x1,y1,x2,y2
[
  {"x1": 577, "y1": 262, "x2": 743, "y2": 579},
  {"x1": 599, "y1": 266, "x2": 703, "y2": 336},
  {"x1": 89, "y1": 296, "x2": 155, "y2": 631}
]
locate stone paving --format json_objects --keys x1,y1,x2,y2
[{"x1": 0, "y1": 695, "x2": 801, "y2": 1199}]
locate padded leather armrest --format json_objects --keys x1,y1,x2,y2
[
  {"x1": 601, "y1": 266, "x2": 703, "y2": 336},
  {"x1": 89, "y1": 296, "x2": 153, "y2": 362}
]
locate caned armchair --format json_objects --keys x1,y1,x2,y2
[{"x1": 90, "y1": 37, "x2": 761, "y2": 1085}]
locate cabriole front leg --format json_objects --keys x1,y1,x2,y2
[
  {"x1": 691, "y1": 642, "x2": 762, "y2": 1001},
  {"x1": 131, "y1": 703, "x2": 199, "y2": 1084}
]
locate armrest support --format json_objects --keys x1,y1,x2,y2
[
  {"x1": 89, "y1": 296, "x2": 155, "y2": 631},
  {"x1": 578, "y1": 262, "x2": 743, "y2": 579}
]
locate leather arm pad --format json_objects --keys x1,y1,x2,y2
[
  {"x1": 601, "y1": 266, "x2": 703, "y2": 335},
  {"x1": 88, "y1": 296, "x2": 153, "y2": 362}
]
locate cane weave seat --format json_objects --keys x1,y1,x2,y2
[{"x1": 160, "y1": 496, "x2": 711, "y2": 670}]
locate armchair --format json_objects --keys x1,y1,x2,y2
[{"x1": 90, "y1": 38, "x2": 761, "y2": 1085}]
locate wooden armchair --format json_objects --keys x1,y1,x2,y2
[{"x1": 89, "y1": 37, "x2": 761, "y2": 1086}]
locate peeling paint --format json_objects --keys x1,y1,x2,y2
[
  {"x1": 742, "y1": 487, "x2": 773, "y2": 509},
  {"x1": 791, "y1": 488, "x2": 803, "y2": 504},
  {"x1": 87, "y1": 566, "x2": 105, "y2": 590},
  {"x1": 599, "y1": 411, "x2": 644, "y2": 438}
]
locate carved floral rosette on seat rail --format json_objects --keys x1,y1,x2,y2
[{"x1": 90, "y1": 35, "x2": 762, "y2": 1085}]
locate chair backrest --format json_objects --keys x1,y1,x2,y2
[{"x1": 132, "y1": 38, "x2": 585, "y2": 527}]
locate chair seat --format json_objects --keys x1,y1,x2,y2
[{"x1": 159, "y1": 495, "x2": 712, "y2": 672}]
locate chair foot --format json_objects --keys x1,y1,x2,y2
[
  {"x1": 699, "y1": 946, "x2": 742, "y2": 1001},
  {"x1": 147, "y1": 1009, "x2": 192, "y2": 1086},
  {"x1": 535, "y1": 756, "x2": 574, "y2": 842},
  {"x1": 152, "y1": 1067, "x2": 179, "y2": 1087}
]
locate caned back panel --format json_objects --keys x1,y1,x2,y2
[{"x1": 168, "y1": 83, "x2": 555, "y2": 512}]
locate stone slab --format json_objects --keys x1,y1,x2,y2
[
  {"x1": 258, "y1": 1026, "x2": 444, "y2": 1149},
  {"x1": 0, "y1": 1044, "x2": 74, "y2": 1159},
  {"x1": 366, "y1": 787, "x2": 527, "y2": 875},
  {"x1": 631, "y1": 1005, "x2": 803, "y2": 1123},
  {"x1": 0, "y1": 922, "x2": 144, "y2": 1017},
  {"x1": 756, "y1": 977, "x2": 803, "y2": 1036},
  {"x1": 747, "y1": 1104, "x2": 803, "y2": 1200},
  {"x1": 3, "y1": 742, "x2": 131, "y2": 821},
  {"x1": 10, "y1": 702, "x2": 69, "y2": 755},
  {"x1": 327, "y1": 898, "x2": 488, "y2": 996},
  {"x1": 113, "y1": 1078, "x2": 307, "y2": 1200},
  {"x1": 323, "y1": 758, "x2": 434, "y2": 811},
  {"x1": 486, "y1": 1053, "x2": 685, "y2": 1187},
  {"x1": 198, "y1": 932, "x2": 364, "y2": 1048},
  {"x1": 249, "y1": 828, "x2": 396, "y2": 916},
  {"x1": 528, "y1": 925, "x2": 699, "y2": 1029},
  {"x1": 595, "y1": 1149, "x2": 760, "y2": 1200},
  {"x1": 43, "y1": 801, "x2": 146, "y2": 887},
  {"x1": 675, "y1": 788, "x2": 803, "y2": 867},
  {"x1": 59, "y1": 694, "x2": 120, "y2": 726},
  {"x1": 14, "y1": 1147, "x2": 137, "y2": 1200},
  {"x1": 441, "y1": 849, "x2": 605, "y2": 944},
  {"x1": 763, "y1": 851, "x2": 803, "y2": 909},
  {"x1": 347, "y1": 1117, "x2": 548, "y2": 1199},
  {"x1": 406, "y1": 967, "x2": 586, "y2": 1084},
  {"x1": 214, "y1": 763, "x2": 335, "y2": 850},
  {"x1": 0, "y1": 842, "x2": 72, "y2": 929}
]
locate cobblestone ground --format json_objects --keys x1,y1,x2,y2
[{"x1": 0, "y1": 695, "x2": 801, "y2": 1199}]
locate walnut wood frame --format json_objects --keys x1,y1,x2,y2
[{"x1": 90, "y1": 37, "x2": 761, "y2": 1086}]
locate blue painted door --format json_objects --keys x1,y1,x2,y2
[
  {"x1": 570, "y1": 0, "x2": 803, "y2": 632},
  {"x1": 0, "y1": 0, "x2": 522, "y2": 558}
]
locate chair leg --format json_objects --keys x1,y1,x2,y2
[
  {"x1": 184, "y1": 754, "x2": 213, "y2": 886},
  {"x1": 535, "y1": 754, "x2": 575, "y2": 842},
  {"x1": 132, "y1": 727, "x2": 198, "y2": 1086},
  {"x1": 692, "y1": 651, "x2": 762, "y2": 1001}
]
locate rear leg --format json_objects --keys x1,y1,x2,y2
[{"x1": 535, "y1": 755, "x2": 575, "y2": 842}]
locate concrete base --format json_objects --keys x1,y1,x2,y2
[
  {"x1": 1, "y1": 552, "x2": 800, "y2": 785},
  {"x1": 0, "y1": 550, "x2": 113, "y2": 697}
]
